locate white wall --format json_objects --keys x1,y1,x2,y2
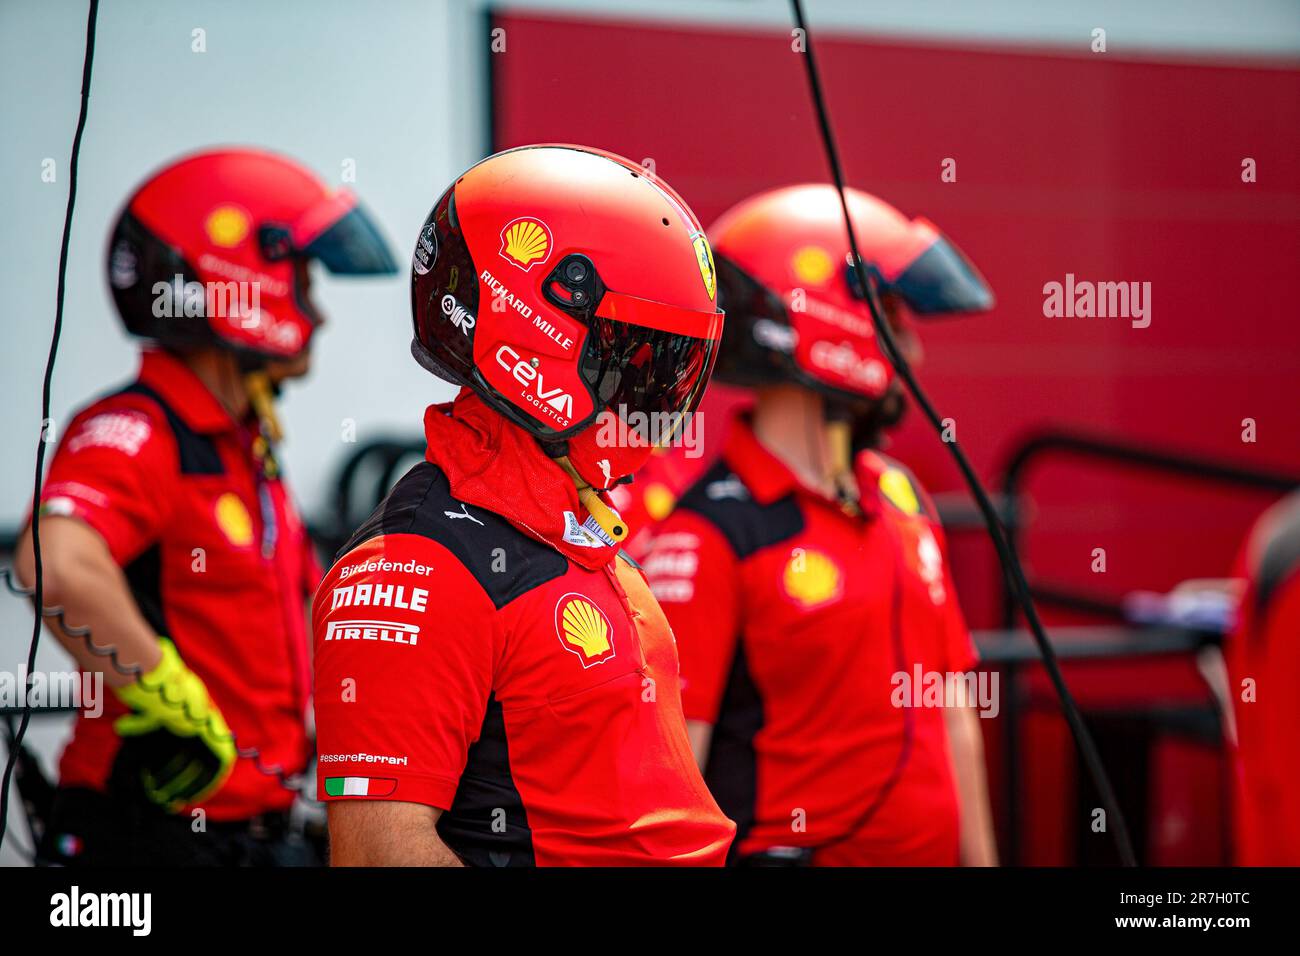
[
  {"x1": 0, "y1": 0, "x2": 485, "y2": 865},
  {"x1": 0, "y1": 0, "x2": 487, "y2": 535}
]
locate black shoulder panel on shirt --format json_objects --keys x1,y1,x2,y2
[
  {"x1": 116, "y1": 382, "x2": 224, "y2": 475},
  {"x1": 339, "y1": 461, "x2": 569, "y2": 609},
  {"x1": 674, "y1": 460, "x2": 804, "y2": 560}
]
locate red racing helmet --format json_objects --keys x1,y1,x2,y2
[
  {"x1": 709, "y1": 185, "x2": 993, "y2": 401},
  {"x1": 107, "y1": 147, "x2": 397, "y2": 361},
  {"x1": 410, "y1": 144, "x2": 724, "y2": 444}
]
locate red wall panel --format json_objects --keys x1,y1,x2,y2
[
  {"x1": 491, "y1": 10, "x2": 1298, "y2": 863},
  {"x1": 492, "y1": 11, "x2": 1300, "y2": 615}
]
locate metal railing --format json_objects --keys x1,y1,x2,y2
[{"x1": 997, "y1": 430, "x2": 1300, "y2": 628}]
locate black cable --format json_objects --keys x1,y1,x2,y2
[
  {"x1": 0, "y1": 717, "x2": 39, "y2": 863},
  {"x1": 788, "y1": 0, "x2": 1137, "y2": 866},
  {"x1": 0, "y1": 0, "x2": 100, "y2": 851},
  {"x1": 0, "y1": 5, "x2": 314, "y2": 848}
]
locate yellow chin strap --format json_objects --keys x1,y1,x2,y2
[
  {"x1": 243, "y1": 371, "x2": 284, "y2": 480},
  {"x1": 824, "y1": 418, "x2": 861, "y2": 516},
  {"x1": 243, "y1": 371, "x2": 283, "y2": 444},
  {"x1": 556, "y1": 456, "x2": 628, "y2": 544}
]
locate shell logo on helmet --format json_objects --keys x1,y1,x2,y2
[
  {"x1": 499, "y1": 217, "x2": 553, "y2": 271},
  {"x1": 204, "y1": 205, "x2": 250, "y2": 248},
  {"x1": 554, "y1": 593, "x2": 615, "y2": 667},
  {"x1": 791, "y1": 245, "x2": 835, "y2": 285}
]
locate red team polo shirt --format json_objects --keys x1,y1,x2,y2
[
  {"x1": 641, "y1": 419, "x2": 977, "y2": 865},
  {"x1": 1227, "y1": 492, "x2": 1300, "y2": 865},
  {"x1": 38, "y1": 350, "x2": 318, "y2": 820},
  {"x1": 312, "y1": 400, "x2": 734, "y2": 866}
]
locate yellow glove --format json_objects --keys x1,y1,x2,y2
[{"x1": 113, "y1": 638, "x2": 237, "y2": 812}]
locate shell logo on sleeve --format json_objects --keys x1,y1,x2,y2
[
  {"x1": 879, "y1": 468, "x2": 921, "y2": 516},
  {"x1": 499, "y1": 217, "x2": 553, "y2": 271},
  {"x1": 554, "y1": 593, "x2": 615, "y2": 667}
]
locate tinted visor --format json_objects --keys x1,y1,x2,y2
[
  {"x1": 846, "y1": 233, "x2": 993, "y2": 316},
  {"x1": 581, "y1": 314, "x2": 720, "y2": 440},
  {"x1": 301, "y1": 205, "x2": 399, "y2": 275},
  {"x1": 536, "y1": 252, "x2": 723, "y2": 440},
  {"x1": 260, "y1": 190, "x2": 398, "y2": 276}
]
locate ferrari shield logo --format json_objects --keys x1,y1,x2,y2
[{"x1": 692, "y1": 232, "x2": 717, "y2": 301}]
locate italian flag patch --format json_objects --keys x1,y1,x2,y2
[{"x1": 324, "y1": 776, "x2": 396, "y2": 797}]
